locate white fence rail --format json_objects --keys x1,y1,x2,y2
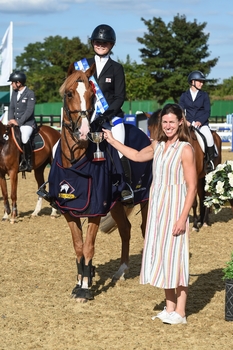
[{"x1": 210, "y1": 123, "x2": 232, "y2": 150}]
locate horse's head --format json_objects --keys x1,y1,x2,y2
[{"x1": 60, "y1": 63, "x2": 95, "y2": 141}]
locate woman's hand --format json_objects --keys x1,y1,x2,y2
[
  {"x1": 102, "y1": 128, "x2": 115, "y2": 144},
  {"x1": 172, "y1": 218, "x2": 186, "y2": 236}
]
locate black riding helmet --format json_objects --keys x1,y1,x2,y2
[
  {"x1": 188, "y1": 70, "x2": 206, "y2": 84},
  {"x1": 90, "y1": 24, "x2": 116, "y2": 44},
  {"x1": 8, "y1": 71, "x2": 26, "y2": 85}
]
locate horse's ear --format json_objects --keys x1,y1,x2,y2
[
  {"x1": 67, "y1": 62, "x2": 76, "y2": 76},
  {"x1": 86, "y1": 63, "x2": 96, "y2": 78}
]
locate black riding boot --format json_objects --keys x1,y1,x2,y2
[
  {"x1": 120, "y1": 156, "x2": 134, "y2": 208},
  {"x1": 19, "y1": 141, "x2": 33, "y2": 172},
  {"x1": 19, "y1": 144, "x2": 27, "y2": 172},
  {"x1": 25, "y1": 140, "x2": 33, "y2": 172},
  {"x1": 205, "y1": 145, "x2": 215, "y2": 173}
]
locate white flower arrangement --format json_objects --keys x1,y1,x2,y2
[{"x1": 204, "y1": 160, "x2": 233, "y2": 213}]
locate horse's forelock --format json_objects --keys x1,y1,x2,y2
[{"x1": 61, "y1": 71, "x2": 90, "y2": 96}]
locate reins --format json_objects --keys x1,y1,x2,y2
[
  {"x1": 62, "y1": 92, "x2": 93, "y2": 140},
  {"x1": 61, "y1": 90, "x2": 93, "y2": 165}
]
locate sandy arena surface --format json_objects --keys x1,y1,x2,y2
[{"x1": 1, "y1": 148, "x2": 233, "y2": 350}]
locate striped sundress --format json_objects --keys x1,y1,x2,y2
[{"x1": 140, "y1": 139, "x2": 190, "y2": 289}]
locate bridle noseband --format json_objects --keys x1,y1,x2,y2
[
  {"x1": 61, "y1": 79, "x2": 94, "y2": 164},
  {"x1": 62, "y1": 91, "x2": 93, "y2": 141}
]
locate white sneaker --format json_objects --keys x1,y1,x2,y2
[
  {"x1": 163, "y1": 311, "x2": 187, "y2": 324},
  {"x1": 151, "y1": 307, "x2": 170, "y2": 321}
]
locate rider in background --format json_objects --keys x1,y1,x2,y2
[
  {"x1": 87, "y1": 24, "x2": 133, "y2": 207},
  {"x1": 179, "y1": 70, "x2": 215, "y2": 172},
  {"x1": 7, "y1": 71, "x2": 37, "y2": 172}
]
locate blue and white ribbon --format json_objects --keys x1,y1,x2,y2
[{"x1": 74, "y1": 58, "x2": 109, "y2": 115}]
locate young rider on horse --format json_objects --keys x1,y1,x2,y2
[
  {"x1": 179, "y1": 70, "x2": 215, "y2": 172},
  {"x1": 77, "y1": 24, "x2": 134, "y2": 207},
  {"x1": 7, "y1": 71, "x2": 37, "y2": 172}
]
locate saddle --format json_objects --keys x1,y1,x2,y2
[
  {"x1": 11, "y1": 126, "x2": 46, "y2": 153},
  {"x1": 191, "y1": 126, "x2": 218, "y2": 157}
]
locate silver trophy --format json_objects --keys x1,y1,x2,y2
[{"x1": 89, "y1": 132, "x2": 106, "y2": 161}]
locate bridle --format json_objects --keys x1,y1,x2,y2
[
  {"x1": 62, "y1": 91, "x2": 93, "y2": 141},
  {"x1": 61, "y1": 80, "x2": 94, "y2": 164}
]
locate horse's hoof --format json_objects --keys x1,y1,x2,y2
[
  {"x1": 112, "y1": 263, "x2": 129, "y2": 281},
  {"x1": 72, "y1": 287, "x2": 94, "y2": 302}
]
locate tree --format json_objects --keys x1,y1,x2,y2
[
  {"x1": 137, "y1": 15, "x2": 219, "y2": 103},
  {"x1": 15, "y1": 36, "x2": 93, "y2": 103},
  {"x1": 119, "y1": 55, "x2": 155, "y2": 101},
  {"x1": 212, "y1": 77, "x2": 233, "y2": 100}
]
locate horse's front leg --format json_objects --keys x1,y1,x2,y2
[
  {"x1": 0, "y1": 176, "x2": 11, "y2": 221},
  {"x1": 139, "y1": 201, "x2": 148, "y2": 239},
  {"x1": 64, "y1": 213, "x2": 100, "y2": 302},
  {"x1": 9, "y1": 170, "x2": 18, "y2": 223},
  {"x1": 110, "y1": 202, "x2": 131, "y2": 281},
  {"x1": 192, "y1": 195, "x2": 199, "y2": 232}
]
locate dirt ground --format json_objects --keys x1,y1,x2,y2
[{"x1": 1, "y1": 148, "x2": 233, "y2": 350}]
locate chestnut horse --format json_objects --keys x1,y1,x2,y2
[
  {"x1": 0, "y1": 122, "x2": 60, "y2": 222},
  {"x1": 44, "y1": 64, "x2": 151, "y2": 302}
]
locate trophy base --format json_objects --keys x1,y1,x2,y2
[{"x1": 92, "y1": 151, "x2": 106, "y2": 162}]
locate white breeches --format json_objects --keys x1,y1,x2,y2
[
  {"x1": 111, "y1": 120, "x2": 125, "y2": 158},
  {"x1": 199, "y1": 125, "x2": 214, "y2": 147},
  {"x1": 20, "y1": 125, "x2": 33, "y2": 144}
]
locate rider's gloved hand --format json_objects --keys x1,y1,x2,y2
[
  {"x1": 95, "y1": 115, "x2": 108, "y2": 126},
  {"x1": 95, "y1": 110, "x2": 115, "y2": 126}
]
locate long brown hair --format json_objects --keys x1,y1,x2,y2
[{"x1": 157, "y1": 103, "x2": 191, "y2": 142}]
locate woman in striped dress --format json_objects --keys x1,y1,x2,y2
[{"x1": 103, "y1": 103, "x2": 197, "y2": 324}]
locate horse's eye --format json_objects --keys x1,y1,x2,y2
[{"x1": 67, "y1": 91, "x2": 72, "y2": 98}]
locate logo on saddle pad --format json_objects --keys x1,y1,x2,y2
[{"x1": 58, "y1": 181, "x2": 76, "y2": 199}]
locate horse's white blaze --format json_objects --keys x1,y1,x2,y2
[
  {"x1": 76, "y1": 82, "x2": 90, "y2": 139},
  {"x1": 77, "y1": 82, "x2": 87, "y2": 111}
]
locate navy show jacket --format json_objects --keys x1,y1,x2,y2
[{"x1": 179, "y1": 89, "x2": 210, "y2": 126}]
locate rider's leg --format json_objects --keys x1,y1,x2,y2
[
  {"x1": 19, "y1": 125, "x2": 33, "y2": 172},
  {"x1": 199, "y1": 125, "x2": 215, "y2": 172},
  {"x1": 111, "y1": 119, "x2": 134, "y2": 207}
]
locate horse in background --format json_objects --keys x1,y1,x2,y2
[
  {"x1": 43, "y1": 63, "x2": 152, "y2": 302},
  {"x1": 190, "y1": 127, "x2": 222, "y2": 230},
  {"x1": 0, "y1": 122, "x2": 60, "y2": 222}
]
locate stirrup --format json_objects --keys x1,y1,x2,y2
[
  {"x1": 121, "y1": 183, "x2": 134, "y2": 207},
  {"x1": 37, "y1": 182, "x2": 57, "y2": 209},
  {"x1": 19, "y1": 160, "x2": 27, "y2": 172},
  {"x1": 205, "y1": 160, "x2": 214, "y2": 173}
]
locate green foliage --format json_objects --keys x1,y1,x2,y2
[
  {"x1": 223, "y1": 252, "x2": 233, "y2": 280},
  {"x1": 12, "y1": 14, "x2": 221, "y2": 105},
  {"x1": 212, "y1": 77, "x2": 233, "y2": 99},
  {"x1": 15, "y1": 36, "x2": 94, "y2": 103},
  {"x1": 137, "y1": 15, "x2": 218, "y2": 103},
  {"x1": 119, "y1": 55, "x2": 155, "y2": 101}
]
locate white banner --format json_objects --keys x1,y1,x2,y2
[{"x1": 0, "y1": 22, "x2": 13, "y2": 86}]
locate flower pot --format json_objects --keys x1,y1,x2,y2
[{"x1": 225, "y1": 279, "x2": 233, "y2": 321}]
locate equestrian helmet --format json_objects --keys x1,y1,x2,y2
[
  {"x1": 188, "y1": 70, "x2": 206, "y2": 84},
  {"x1": 8, "y1": 71, "x2": 26, "y2": 84},
  {"x1": 90, "y1": 24, "x2": 116, "y2": 44}
]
